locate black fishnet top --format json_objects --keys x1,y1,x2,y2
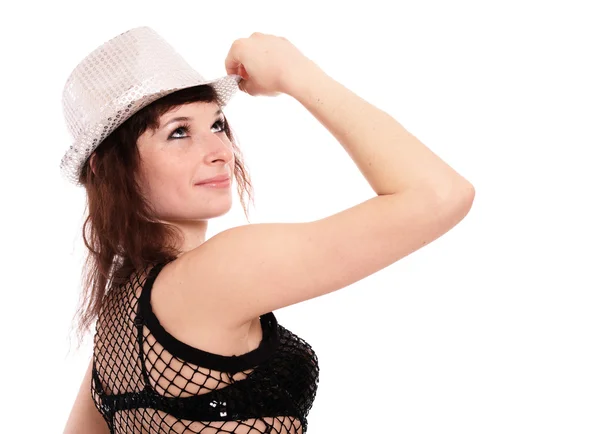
[{"x1": 91, "y1": 261, "x2": 320, "y2": 433}]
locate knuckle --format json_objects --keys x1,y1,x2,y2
[{"x1": 231, "y1": 39, "x2": 243, "y2": 49}]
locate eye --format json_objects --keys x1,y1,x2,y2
[
  {"x1": 212, "y1": 118, "x2": 226, "y2": 133},
  {"x1": 168, "y1": 123, "x2": 191, "y2": 139},
  {"x1": 168, "y1": 118, "x2": 226, "y2": 140}
]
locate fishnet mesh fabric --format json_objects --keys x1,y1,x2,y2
[{"x1": 91, "y1": 262, "x2": 319, "y2": 433}]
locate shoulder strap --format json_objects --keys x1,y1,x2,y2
[{"x1": 135, "y1": 261, "x2": 168, "y2": 388}]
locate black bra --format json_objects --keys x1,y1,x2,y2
[{"x1": 137, "y1": 261, "x2": 281, "y2": 373}]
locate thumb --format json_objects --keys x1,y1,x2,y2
[{"x1": 239, "y1": 78, "x2": 256, "y2": 96}]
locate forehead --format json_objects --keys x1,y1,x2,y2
[
  {"x1": 137, "y1": 101, "x2": 222, "y2": 144},
  {"x1": 160, "y1": 100, "x2": 221, "y2": 120}
]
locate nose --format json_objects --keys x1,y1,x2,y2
[{"x1": 203, "y1": 134, "x2": 234, "y2": 166}]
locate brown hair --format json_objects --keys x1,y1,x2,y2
[{"x1": 70, "y1": 84, "x2": 254, "y2": 348}]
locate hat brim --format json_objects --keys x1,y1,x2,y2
[{"x1": 60, "y1": 73, "x2": 243, "y2": 186}]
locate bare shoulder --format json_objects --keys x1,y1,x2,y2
[{"x1": 147, "y1": 254, "x2": 262, "y2": 356}]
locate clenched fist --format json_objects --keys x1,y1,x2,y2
[{"x1": 224, "y1": 32, "x2": 317, "y2": 97}]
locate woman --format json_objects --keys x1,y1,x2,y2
[{"x1": 63, "y1": 27, "x2": 475, "y2": 433}]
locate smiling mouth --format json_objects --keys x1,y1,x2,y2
[{"x1": 196, "y1": 178, "x2": 231, "y2": 188}]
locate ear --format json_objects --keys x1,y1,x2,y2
[{"x1": 89, "y1": 152, "x2": 97, "y2": 176}]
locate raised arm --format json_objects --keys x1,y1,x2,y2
[
  {"x1": 283, "y1": 60, "x2": 474, "y2": 199},
  {"x1": 154, "y1": 35, "x2": 475, "y2": 330}
]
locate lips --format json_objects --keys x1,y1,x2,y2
[{"x1": 195, "y1": 174, "x2": 230, "y2": 185}]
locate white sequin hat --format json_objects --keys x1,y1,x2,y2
[{"x1": 60, "y1": 26, "x2": 242, "y2": 186}]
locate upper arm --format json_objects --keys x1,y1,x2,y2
[
  {"x1": 179, "y1": 187, "x2": 474, "y2": 327},
  {"x1": 63, "y1": 357, "x2": 109, "y2": 434}
]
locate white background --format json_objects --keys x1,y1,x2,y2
[{"x1": 1, "y1": 0, "x2": 599, "y2": 432}]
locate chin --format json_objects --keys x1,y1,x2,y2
[{"x1": 205, "y1": 198, "x2": 233, "y2": 218}]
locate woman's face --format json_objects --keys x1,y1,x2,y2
[{"x1": 135, "y1": 100, "x2": 234, "y2": 222}]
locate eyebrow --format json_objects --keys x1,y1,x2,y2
[{"x1": 161, "y1": 109, "x2": 223, "y2": 130}]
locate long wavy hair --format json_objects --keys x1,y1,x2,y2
[{"x1": 70, "y1": 84, "x2": 254, "y2": 348}]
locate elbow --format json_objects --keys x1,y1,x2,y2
[
  {"x1": 454, "y1": 181, "x2": 475, "y2": 207},
  {"x1": 429, "y1": 179, "x2": 476, "y2": 215}
]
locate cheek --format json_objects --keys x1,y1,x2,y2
[
  {"x1": 149, "y1": 165, "x2": 187, "y2": 196},
  {"x1": 144, "y1": 175, "x2": 187, "y2": 216},
  {"x1": 139, "y1": 158, "x2": 180, "y2": 200}
]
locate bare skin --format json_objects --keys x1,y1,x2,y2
[
  {"x1": 92, "y1": 100, "x2": 235, "y2": 256},
  {"x1": 136, "y1": 101, "x2": 236, "y2": 255},
  {"x1": 65, "y1": 32, "x2": 474, "y2": 433}
]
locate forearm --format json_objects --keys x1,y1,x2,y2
[{"x1": 283, "y1": 61, "x2": 473, "y2": 199}]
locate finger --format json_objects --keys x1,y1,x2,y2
[
  {"x1": 240, "y1": 79, "x2": 256, "y2": 96},
  {"x1": 224, "y1": 39, "x2": 245, "y2": 76},
  {"x1": 238, "y1": 64, "x2": 249, "y2": 80}
]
